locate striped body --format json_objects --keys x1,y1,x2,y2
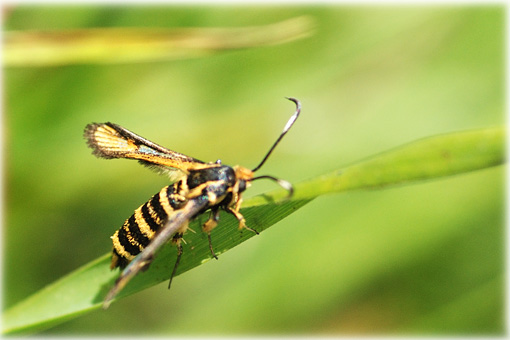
[
  {"x1": 111, "y1": 181, "x2": 188, "y2": 269},
  {"x1": 109, "y1": 164, "x2": 242, "y2": 270}
]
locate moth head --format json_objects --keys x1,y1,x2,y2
[{"x1": 233, "y1": 165, "x2": 253, "y2": 194}]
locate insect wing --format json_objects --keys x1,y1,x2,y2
[
  {"x1": 84, "y1": 123, "x2": 206, "y2": 176},
  {"x1": 103, "y1": 196, "x2": 209, "y2": 309}
]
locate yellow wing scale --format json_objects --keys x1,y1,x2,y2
[
  {"x1": 84, "y1": 122, "x2": 210, "y2": 176},
  {"x1": 87, "y1": 123, "x2": 137, "y2": 155}
]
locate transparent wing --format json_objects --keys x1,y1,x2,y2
[{"x1": 84, "y1": 122, "x2": 208, "y2": 177}]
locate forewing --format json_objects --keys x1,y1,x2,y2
[
  {"x1": 103, "y1": 196, "x2": 209, "y2": 309},
  {"x1": 84, "y1": 122, "x2": 206, "y2": 176}
]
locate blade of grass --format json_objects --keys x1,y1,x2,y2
[
  {"x1": 2, "y1": 126, "x2": 504, "y2": 335},
  {"x1": 4, "y1": 16, "x2": 315, "y2": 67},
  {"x1": 246, "y1": 126, "x2": 505, "y2": 206}
]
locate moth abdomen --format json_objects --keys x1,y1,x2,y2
[{"x1": 110, "y1": 182, "x2": 189, "y2": 270}]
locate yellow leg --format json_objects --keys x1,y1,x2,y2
[
  {"x1": 203, "y1": 209, "x2": 220, "y2": 259},
  {"x1": 226, "y1": 204, "x2": 258, "y2": 235},
  {"x1": 202, "y1": 210, "x2": 219, "y2": 233}
]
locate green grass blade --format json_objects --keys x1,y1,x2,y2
[
  {"x1": 4, "y1": 16, "x2": 314, "y2": 67},
  {"x1": 2, "y1": 126, "x2": 504, "y2": 335},
  {"x1": 246, "y1": 126, "x2": 505, "y2": 206}
]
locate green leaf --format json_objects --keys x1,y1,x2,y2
[
  {"x1": 2, "y1": 126, "x2": 504, "y2": 335},
  {"x1": 4, "y1": 16, "x2": 315, "y2": 67}
]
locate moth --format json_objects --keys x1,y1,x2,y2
[{"x1": 84, "y1": 98, "x2": 301, "y2": 308}]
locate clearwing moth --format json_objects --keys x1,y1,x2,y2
[{"x1": 84, "y1": 98, "x2": 301, "y2": 308}]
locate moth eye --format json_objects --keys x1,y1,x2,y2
[{"x1": 238, "y1": 180, "x2": 247, "y2": 193}]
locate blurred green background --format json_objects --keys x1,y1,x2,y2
[{"x1": 4, "y1": 5, "x2": 504, "y2": 335}]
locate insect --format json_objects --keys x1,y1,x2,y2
[{"x1": 84, "y1": 97, "x2": 301, "y2": 308}]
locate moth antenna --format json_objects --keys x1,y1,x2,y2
[
  {"x1": 251, "y1": 175, "x2": 294, "y2": 199},
  {"x1": 251, "y1": 97, "x2": 301, "y2": 172}
]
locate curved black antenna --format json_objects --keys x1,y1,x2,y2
[
  {"x1": 251, "y1": 97, "x2": 301, "y2": 172},
  {"x1": 251, "y1": 175, "x2": 294, "y2": 199}
]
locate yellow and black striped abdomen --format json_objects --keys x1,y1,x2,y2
[{"x1": 110, "y1": 182, "x2": 188, "y2": 269}]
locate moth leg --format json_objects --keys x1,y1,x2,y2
[
  {"x1": 226, "y1": 202, "x2": 259, "y2": 235},
  {"x1": 168, "y1": 241, "x2": 183, "y2": 289},
  {"x1": 202, "y1": 208, "x2": 220, "y2": 259},
  {"x1": 168, "y1": 229, "x2": 186, "y2": 289}
]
